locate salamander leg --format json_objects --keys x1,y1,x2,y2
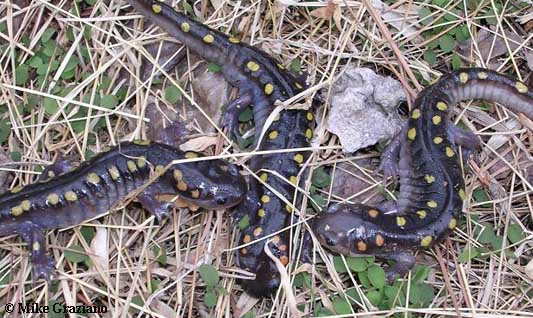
[
  {"x1": 378, "y1": 125, "x2": 407, "y2": 183},
  {"x1": 381, "y1": 251, "x2": 416, "y2": 282},
  {"x1": 300, "y1": 231, "x2": 314, "y2": 263},
  {"x1": 447, "y1": 123, "x2": 481, "y2": 161},
  {"x1": 149, "y1": 120, "x2": 190, "y2": 147},
  {"x1": 224, "y1": 93, "x2": 253, "y2": 139},
  {"x1": 39, "y1": 158, "x2": 75, "y2": 182},
  {"x1": 137, "y1": 189, "x2": 172, "y2": 223},
  {"x1": 19, "y1": 225, "x2": 55, "y2": 281}
]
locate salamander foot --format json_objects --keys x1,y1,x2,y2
[
  {"x1": 224, "y1": 94, "x2": 253, "y2": 139},
  {"x1": 382, "y1": 251, "x2": 416, "y2": 282}
]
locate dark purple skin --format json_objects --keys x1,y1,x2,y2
[
  {"x1": 313, "y1": 68, "x2": 533, "y2": 281},
  {"x1": 128, "y1": 0, "x2": 314, "y2": 297},
  {"x1": 0, "y1": 141, "x2": 247, "y2": 281}
]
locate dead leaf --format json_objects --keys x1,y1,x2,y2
[
  {"x1": 151, "y1": 299, "x2": 178, "y2": 318},
  {"x1": 179, "y1": 136, "x2": 218, "y2": 152},
  {"x1": 310, "y1": 1, "x2": 336, "y2": 20},
  {"x1": 90, "y1": 227, "x2": 109, "y2": 273}
]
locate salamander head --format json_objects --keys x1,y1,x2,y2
[
  {"x1": 313, "y1": 203, "x2": 373, "y2": 256},
  {"x1": 172, "y1": 161, "x2": 247, "y2": 209},
  {"x1": 240, "y1": 257, "x2": 281, "y2": 298}
]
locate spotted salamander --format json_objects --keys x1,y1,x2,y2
[
  {"x1": 0, "y1": 141, "x2": 246, "y2": 280},
  {"x1": 313, "y1": 68, "x2": 532, "y2": 280},
  {"x1": 128, "y1": 0, "x2": 313, "y2": 297}
]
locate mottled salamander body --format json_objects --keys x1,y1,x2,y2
[
  {"x1": 129, "y1": 0, "x2": 313, "y2": 297},
  {"x1": 0, "y1": 141, "x2": 246, "y2": 279},
  {"x1": 313, "y1": 68, "x2": 532, "y2": 279}
]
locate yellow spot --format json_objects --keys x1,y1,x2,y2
[
  {"x1": 449, "y1": 218, "x2": 457, "y2": 230},
  {"x1": 277, "y1": 63, "x2": 285, "y2": 70},
  {"x1": 191, "y1": 189, "x2": 200, "y2": 199},
  {"x1": 436, "y1": 102, "x2": 448, "y2": 111},
  {"x1": 445, "y1": 147, "x2": 455, "y2": 157},
  {"x1": 433, "y1": 137, "x2": 443, "y2": 144},
  {"x1": 65, "y1": 191, "x2": 78, "y2": 202},
  {"x1": 459, "y1": 189, "x2": 466, "y2": 200},
  {"x1": 478, "y1": 71, "x2": 488, "y2": 79},
  {"x1": 137, "y1": 156, "x2": 146, "y2": 168},
  {"x1": 285, "y1": 204, "x2": 293, "y2": 213},
  {"x1": 289, "y1": 176, "x2": 297, "y2": 185},
  {"x1": 357, "y1": 241, "x2": 367, "y2": 252},
  {"x1": 180, "y1": 22, "x2": 190, "y2": 32},
  {"x1": 185, "y1": 152, "x2": 199, "y2": 159},
  {"x1": 295, "y1": 82, "x2": 303, "y2": 89},
  {"x1": 272, "y1": 235, "x2": 281, "y2": 244},
  {"x1": 177, "y1": 180, "x2": 188, "y2": 191},
  {"x1": 108, "y1": 166, "x2": 120, "y2": 180},
  {"x1": 279, "y1": 255, "x2": 289, "y2": 265},
  {"x1": 133, "y1": 140, "x2": 151, "y2": 145},
  {"x1": 307, "y1": 112, "x2": 314, "y2": 121},
  {"x1": 424, "y1": 174, "x2": 435, "y2": 184},
  {"x1": 11, "y1": 186, "x2": 23, "y2": 194},
  {"x1": 375, "y1": 234, "x2": 384, "y2": 247},
  {"x1": 407, "y1": 128, "x2": 417, "y2": 140},
  {"x1": 174, "y1": 169, "x2": 183, "y2": 181},
  {"x1": 253, "y1": 227, "x2": 263, "y2": 237},
  {"x1": 246, "y1": 61, "x2": 260, "y2": 72},
  {"x1": 228, "y1": 36, "x2": 240, "y2": 44},
  {"x1": 11, "y1": 206, "x2": 23, "y2": 216},
  {"x1": 127, "y1": 160, "x2": 137, "y2": 173},
  {"x1": 396, "y1": 216, "x2": 406, "y2": 227},
  {"x1": 241, "y1": 248, "x2": 247, "y2": 255},
  {"x1": 257, "y1": 209, "x2": 265, "y2": 217},
  {"x1": 459, "y1": 72, "x2": 469, "y2": 83},
  {"x1": 305, "y1": 128, "x2": 313, "y2": 139},
  {"x1": 273, "y1": 113, "x2": 281, "y2": 121},
  {"x1": 264, "y1": 83, "x2": 274, "y2": 95},
  {"x1": 411, "y1": 109, "x2": 421, "y2": 119},
  {"x1": 152, "y1": 4, "x2": 161, "y2": 13},
  {"x1": 21, "y1": 200, "x2": 31, "y2": 211},
  {"x1": 268, "y1": 130, "x2": 278, "y2": 140},
  {"x1": 515, "y1": 82, "x2": 528, "y2": 93},
  {"x1": 293, "y1": 154, "x2": 304, "y2": 164},
  {"x1": 87, "y1": 173, "x2": 100, "y2": 184},
  {"x1": 427, "y1": 200, "x2": 437, "y2": 208},
  {"x1": 32, "y1": 241, "x2": 40, "y2": 251},
  {"x1": 368, "y1": 209, "x2": 379, "y2": 218},
  {"x1": 417, "y1": 210, "x2": 427, "y2": 219},
  {"x1": 432, "y1": 115, "x2": 441, "y2": 125},
  {"x1": 47, "y1": 193, "x2": 59, "y2": 205},
  {"x1": 420, "y1": 236, "x2": 433, "y2": 247},
  {"x1": 155, "y1": 165, "x2": 165, "y2": 174},
  {"x1": 243, "y1": 234, "x2": 251, "y2": 243},
  {"x1": 261, "y1": 195, "x2": 270, "y2": 203},
  {"x1": 260, "y1": 173, "x2": 268, "y2": 182},
  {"x1": 203, "y1": 34, "x2": 214, "y2": 44}
]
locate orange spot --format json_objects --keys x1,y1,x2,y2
[{"x1": 368, "y1": 209, "x2": 379, "y2": 218}]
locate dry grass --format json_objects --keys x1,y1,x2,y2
[{"x1": 0, "y1": 0, "x2": 532, "y2": 317}]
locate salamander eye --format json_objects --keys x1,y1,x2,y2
[
  {"x1": 325, "y1": 236, "x2": 337, "y2": 246},
  {"x1": 215, "y1": 196, "x2": 227, "y2": 205},
  {"x1": 228, "y1": 164, "x2": 239, "y2": 176}
]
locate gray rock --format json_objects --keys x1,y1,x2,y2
[{"x1": 327, "y1": 67, "x2": 405, "y2": 152}]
